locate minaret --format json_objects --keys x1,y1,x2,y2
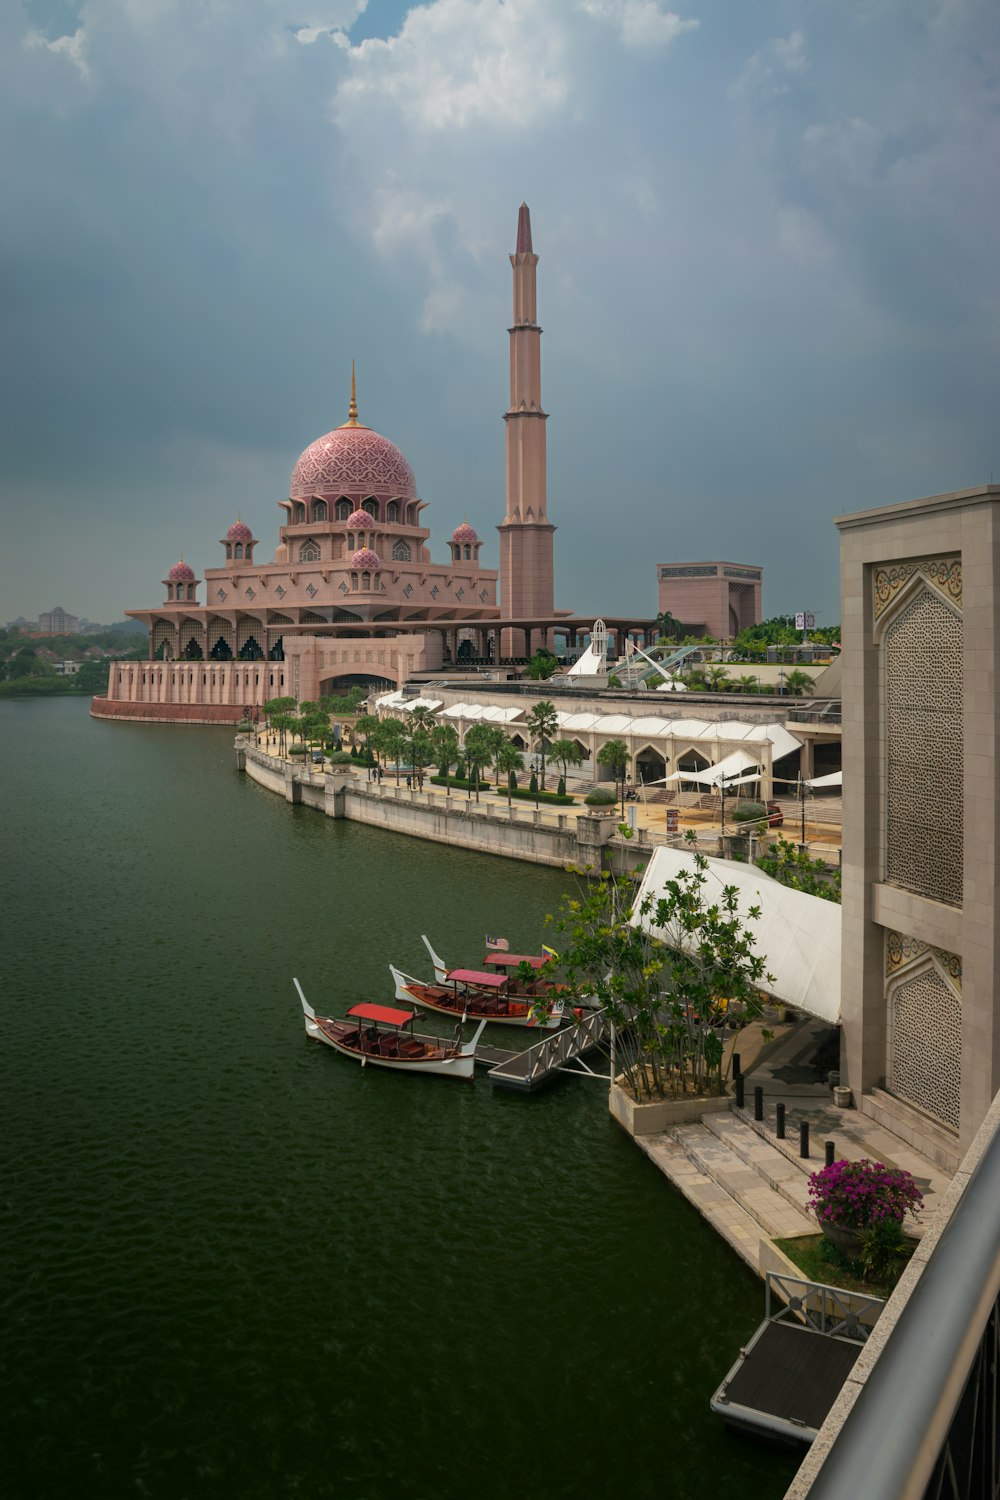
[{"x1": 498, "y1": 203, "x2": 555, "y2": 655}]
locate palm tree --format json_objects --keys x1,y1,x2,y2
[
  {"x1": 704, "y1": 665, "x2": 731, "y2": 692},
  {"x1": 784, "y1": 669, "x2": 815, "y2": 697},
  {"x1": 736, "y1": 674, "x2": 759, "y2": 695},
  {"x1": 374, "y1": 718, "x2": 407, "y2": 783},
  {"x1": 597, "y1": 738, "x2": 631, "y2": 818},
  {"x1": 548, "y1": 737, "x2": 584, "y2": 791},
  {"x1": 354, "y1": 713, "x2": 381, "y2": 765},
  {"x1": 431, "y1": 722, "x2": 460, "y2": 778},
  {"x1": 495, "y1": 740, "x2": 524, "y2": 811},
  {"x1": 463, "y1": 724, "x2": 494, "y2": 802},
  {"x1": 409, "y1": 728, "x2": 434, "y2": 790},
  {"x1": 525, "y1": 700, "x2": 558, "y2": 790}
]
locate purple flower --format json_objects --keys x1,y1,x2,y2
[{"x1": 807, "y1": 1158, "x2": 923, "y2": 1230}]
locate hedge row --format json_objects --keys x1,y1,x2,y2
[
  {"x1": 507, "y1": 786, "x2": 575, "y2": 806},
  {"x1": 429, "y1": 774, "x2": 493, "y2": 790}
]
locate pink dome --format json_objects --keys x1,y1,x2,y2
[
  {"x1": 346, "y1": 509, "x2": 374, "y2": 529},
  {"x1": 451, "y1": 522, "x2": 479, "y2": 544},
  {"x1": 351, "y1": 549, "x2": 381, "y2": 570},
  {"x1": 290, "y1": 424, "x2": 416, "y2": 500},
  {"x1": 168, "y1": 560, "x2": 195, "y2": 582},
  {"x1": 226, "y1": 520, "x2": 253, "y2": 543}
]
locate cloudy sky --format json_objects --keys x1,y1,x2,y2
[{"x1": 2, "y1": 0, "x2": 997, "y2": 627}]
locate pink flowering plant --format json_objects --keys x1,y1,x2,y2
[{"x1": 807, "y1": 1157, "x2": 923, "y2": 1230}]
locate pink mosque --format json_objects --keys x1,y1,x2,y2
[{"x1": 93, "y1": 206, "x2": 657, "y2": 724}]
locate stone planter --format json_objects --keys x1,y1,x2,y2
[
  {"x1": 832, "y1": 1084, "x2": 853, "y2": 1108},
  {"x1": 609, "y1": 1081, "x2": 731, "y2": 1137},
  {"x1": 819, "y1": 1219, "x2": 865, "y2": 1258}
]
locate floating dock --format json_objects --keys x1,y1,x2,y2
[
  {"x1": 483, "y1": 1009, "x2": 610, "y2": 1091},
  {"x1": 711, "y1": 1272, "x2": 884, "y2": 1445}
]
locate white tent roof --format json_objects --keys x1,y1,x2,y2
[
  {"x1": 439, "y1": 703, "x2": 470, "y2": 718},
  {"x1": 556, "y1": 711, "x2": 602, "y2": 731},
  {"x1": 399, "y1": 697, "x2": 442, "y2": 713},
  {"x1": 806, "y1": 770, "x2": 843, "y2": 788},
  {"x1": 594, "y1": 714, "x2": 633, "y2": 733},
  {"x1": 659, "y1": 749, "x2": 761, "y2": 786},
  {"x1": 565, "y1": 640, "x2": 607, "y2": 675},
  {"x1": 482, "y1": 705, "x2": 524, "y2": 723},
  {"x1": 629, "y1": 716, "x2": 674, "y2": 735},
  {"x1": 377, "y1": 690, "x2": 406, "y2": 708},
  {"x1": 632, "y1": 847, "x2": 841, "y2": 1024}
]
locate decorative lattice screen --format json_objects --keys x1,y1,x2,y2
[
  {"x1": 889, "y1": 968, "x2": 961, "y2": 1130},
  {"x1": 884, "y1": 585, "x2": 962, "y2": 905}
]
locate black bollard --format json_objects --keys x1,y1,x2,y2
[
  {"x1": 776, "y1": 1102, "x2": 786, "y2": 1139},
  {"x1": 825, "y1": 1140, "x2": 836, "y2": 1168},
  {"x1": 732, "y1": 1052, "x2": 742, "y2": 1081},
  {"x1": 754, "y1": 1085, "x2": 764, "y2": 1122},
  {"x1": 799, "y1": 1120, "x2": 810, "y2": 1159},
  {"x1": 735, "y1": 1074, "x2": 745, "y2": 1110}
]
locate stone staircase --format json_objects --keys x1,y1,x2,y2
[{"x1": 635, "y1": 1102, "x2": 952, "y2": 1274}]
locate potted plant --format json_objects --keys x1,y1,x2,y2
[{"x1": 807, "y1": 1158, "x2": 923, "y2": 1276}]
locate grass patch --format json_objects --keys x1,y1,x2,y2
[{"x1": 773, "y1": 1233, "x2": 915, "y2": 1297}]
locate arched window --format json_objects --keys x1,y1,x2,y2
[
  {"x1": 406, "y1": 503, "x2": 418, "y2": 526},
  {"x1": 268, "y1": 637, "x2": 284, "y2": 661},
  {"x1": 313, "y1": 499, "x2": 328, "y2": 522},
  {"x1": 210, "y1": 637, "x2": 233, "y2": 660},
  {"x1": 335, "y1": 498, "x2": 351, "y2": 521},
  {"x1": 361, "y1": 572, "x2": 371, "y2": 590},
  {"x1": 293, "y1": 502, "x2": 306, "y2": 524},
  {"x1": 387, "y1": 501, "x2": 399, "y2": 523},
  {"x1": 186, "y1": 584, "x2": 195, "y2": 600},
  {"x1": 392, "y1": 540, "x2": 411, "y2": 562},
  {"x1": 464, "y1": 544, "x2": 471, "y2": 560},
  {"x1": 299, "y1": 539, "x2": 320, "y2": 563},
  {"x1": 183, "y1": 638, "x2": 203, "y2": 660},
  {"x1": 234, "y1": 542, "x2": 244, "y2": 560},
  {"x1": 225, "y1": 543, "x2": 232, "y2": 560},
  {"x1": 351, "y1": 573, "x2": 359, "y2": 591},
  {"x1": 239, "y1": 636, "x2": 264, "y2": 660},
  {"x1": 363, "y1": 499, "x2": 379, "y2": 520}
]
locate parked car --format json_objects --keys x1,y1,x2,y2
[{"x1": 766, "y1": 800, "x2": 783, "y2": 828}]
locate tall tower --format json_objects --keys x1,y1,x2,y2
[{"x1": 498, "y1": 203, "x2": 555, "y2": 655}]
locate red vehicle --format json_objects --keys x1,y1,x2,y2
[{"x1": 766, "y1": 800, "x2": 784, "y2": 828}]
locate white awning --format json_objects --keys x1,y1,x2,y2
[
  {"x1": 482, "y1": 704, "x2": 524, "y2": 723},
  {"x1": 806, "y1": 770, "x2": 843, "y2": 788},
  {"x1": 594, "y1": 714, "x2": 633, "y2": 733},
  {"x1": 399, "y1": 697, "x2": 442, "y2": 713},
  {"x1": 656, "y1": 749, "x2": 761, "y2": 787},
  {"x1": 632, "y1": 847, "x2": 841, "y2": 1024},
  {"x1": 556, "y1": 712, "x2": 602, "y2": 731},
  {"x1": 439, "y1": 703, "x2": 470, "y2": 718}
]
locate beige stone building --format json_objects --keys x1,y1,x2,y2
[
  {"x1": 657, "y1": 561, "x2": 762, "y2": 639},
  {"x1": 838, "y1": 484, "x2": 1000, "y2": 1167}
]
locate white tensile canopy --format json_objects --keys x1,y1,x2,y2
[
  {"x1": 655, "y1": 748, "x2": 762, "y2": 787},
  {"x1": 565, "y1": 640, "x2": 607, "y2": 676},
  {"x1": 632, "y1": 846, "x2": 841, "y2": 1024},
  {"x1": 805, "y1": 770, "x2": 843, "y2": 788}
]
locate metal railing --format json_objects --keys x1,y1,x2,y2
[
  {"x1": 795, "y1": 1098, "x2": 1000, "y2": 1500},
  {"x1": 489, "y1": 1008, "x2": 610, "y2": 1087},
  {"x1": 766, "y1": 1273, "x2": 884, "y2": 1342}
]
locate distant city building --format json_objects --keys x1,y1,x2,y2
[
  {"x1": 53, "y1": 661, "x2": 82, "y2": 676},
  {"x1": 7, "y1": 616, "x2": 39, "y2": 632},
  {"x1": 38, "y1": 607, "x2": 79, "y2": 635},
  {"x1": 657, "y1": 561, "x2": 762, "y2": 639},
  {"x1": 838, "y1": 484, "x2": 1000, "y2": 1165}
]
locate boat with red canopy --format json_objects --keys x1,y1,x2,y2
[
  {"x1": 293, "y1": 979, "x2": 486, "y2": 1079},
  {"x1": 418, "y1": 935, "x2": 567, "y2": 1005},
  {"x1": 389, "y1": 942, "x2": 568, "y2": 1030}
]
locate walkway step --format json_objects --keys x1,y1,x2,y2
[
  {"x1": 672, "y1": 1123, "x2": 815, "y2": 1241},
  {"x1": 635, "y1": 1132, "x2": 763, "y2": 1271},
  {"x1": 701, "y1": 1112, "x2": 814, "y2": 1219}
]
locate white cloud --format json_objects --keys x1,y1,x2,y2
[
  {"x1": 23, "y1": 24, "x2": 90, "y2": 81},
  {"x1": 731, "y1": 29, "x2": 807, "y2": 103},
  {"x1": 580, "y1": 0, "x2": 698, "y2": 50}
]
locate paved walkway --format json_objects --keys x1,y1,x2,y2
[{"x1": 632, "y1": 1021, "x2": 953, "y2": 1275}]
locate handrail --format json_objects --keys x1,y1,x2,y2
[{"x1": 799, "y1": 1098, "x2": 1000, "y2": 1499}]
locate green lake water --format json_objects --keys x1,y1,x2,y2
[{"x1": 1, "y1": 698, "x2": 799, "y2": 1499}]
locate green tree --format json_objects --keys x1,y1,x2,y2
[
  {"x1": 409, "y1": 728, "x2": 435, "y2": 790},
  {"x1": 463, "y1": 724, "x2": 495, "y2": 802},
  {"x1": 655, "y1": 610, "x2": 684, "y2": 643},
  {"x1": 431, "y1": 722, "x2": 460, "y2": 778},
  {"x1": 755, "y1": 836, "x2": 841, "y2": 902},
  {"x1": 597, "y1": 738, "x2": 631, "y2": 817},
  {"x1": 549, "y1": 737, "x2": 584, "y2": 786},
  {"x1": 526, "y1": 649, "x2": 558, "y2": 680},
  {"x1": 373, "y1": 718, "x2": 408, "y2": 784},
  {"x1": 549, "y1": 858, "x2": 770, "y2": 1101},
  {"x1": 783, "y1": 669, "x2": 815, "y2": 697},
  {"x1": 354, "y1": 713, "x2": 381, "y2": 764},
  {"x1": 704, "y1": 665, "x2": 731, "y2": 692},
  {"x1": 495, "y1": 740, "x2": 524, "y2": 810},
  {"x1": 525, "y1": 700, "x2": 559, "y2": 790}
]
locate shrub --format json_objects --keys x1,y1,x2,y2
[
  {"x1": 327, "y1": 750, "x2": 354, "y2": 765},
  {"x1": 731, "y1": 800, "x2": 767, "y2": 824},
  {"x1": 288, "y1": 744, "x2": 307, "y2": 756},
  {"x1": 507, "y1": 786, "x2": 574, "y2": 806},
  {"x1": 429, "y1": 774, "x2": 492, "y2": 791},
  {"x1": 557, "y1": 775, "x2": 566, "y2": 797},
  {"x1": 529, "y1": 771, "x2": 538, "y2": 794},
  {"x1": 807, "y1": 1158, "x2": 923, "y2": 1231},
  {"x1": 585, "y1": 788, "x2": 617, "y2": 807}
]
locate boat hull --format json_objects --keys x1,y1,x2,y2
[
  {"x1": 390, "y1": 968, "x2": 563, "y2": 1030},
  {"x1": 304, "y1": 1016, "x2": 476, "y2": 1080}
]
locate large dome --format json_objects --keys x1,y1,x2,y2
[{"x1": 290, "y1": 424, "x2": 417, "y2": 500}]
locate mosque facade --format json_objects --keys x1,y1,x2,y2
[{"x1": 93, "y1": 205, "x2": 576, "y2": 724}]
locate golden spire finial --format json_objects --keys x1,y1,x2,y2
[{"x1": 346, "y1": 359, "x2": 360, "y2": 426}]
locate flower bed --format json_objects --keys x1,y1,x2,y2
[{"x1": 807, "y1": 1157, "x2": 923, "y2": 1283}]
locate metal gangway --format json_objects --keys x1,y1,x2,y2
[{"x1": 486, "y1": 1007, "x2": 611, "y2": 1091}]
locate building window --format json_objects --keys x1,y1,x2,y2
[
  {"x1": 225, "y1": 543, "x2": 232, "y2": 560},
  {"x1": 245, "y1": 586, "x2": 255, "y2": 600},
  {"x1": 387, "y1": 501, "x2": 399, "y2": 523},
  {"x1": 480, "y1": 589, "x2": 489, "y2": 603},
  {"x1": 403, "y1": 583, "x2": 413, "y2": 598},
  {"x1": 430, "y1": 585, "x2": 439, "y2": 599},
  {"x1": 361, "y1": 572, "x2": 371, "y2": 590},
  {"x1": 299, "y1": 540, "x2": 320, "y2": 563},
  {"x1": 339, "y1": 581, "x2": 349, "y2": 594},
  {"x1": 313, "y1": 499, "x2": 328, "y2": 522},
  {"x1": 234, "y1": 542, "x2": 244, "y2": 560},
  {"x1": 392, "y1": 540, "x2": 411, "y2": 562},
  {"x1": 275, "y1": 585, "x2": 285, "y2": 598},
  {"x1": 187, "y1": 584, "x2": 195, "y2": 600},
  {"x1": 335, "y1": 499, "x2": 351, "y2": 521},
  {"x1": 363, "y1": 499, "x2": 379, "y2": 520},
  {"x1": 464, "y1": 544, "x2": 471, "y2": 559},
  {"x1": 456, "y1": 587, "x2": 465, "y2": 601},
  {"x1": 217, "y1": 589, "x2": 227, "y2": 602},
  {"x1": 306, "y1": 583, "x2": 318, "y2": 598}
]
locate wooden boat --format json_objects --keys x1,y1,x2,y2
[
  {"x1": 293, "y1": 979, "x2": 486, "y2": 1079},
  {"x1": 389, "y1": 953, "x2": 567, "y2": 1031},
  {"x1": 420, "y1": 935, "x2": 568, "y2": 1004}
]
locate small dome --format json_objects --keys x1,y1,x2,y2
[
  {"x1": 351, "y1": 548, "x2": 381, "y2": 570},
  {"x1": 451, "y1": 522, "x2": 479, "y2": 544},
  {"x1": 346, "y1": 509, "x2": 374, "y2": 529},
  {"x1": 168, "y1": 560, "x2": 195, "y2": 582},
  {"x1": 226, "y1": 520, "x2": 253, "y2": 543}
]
